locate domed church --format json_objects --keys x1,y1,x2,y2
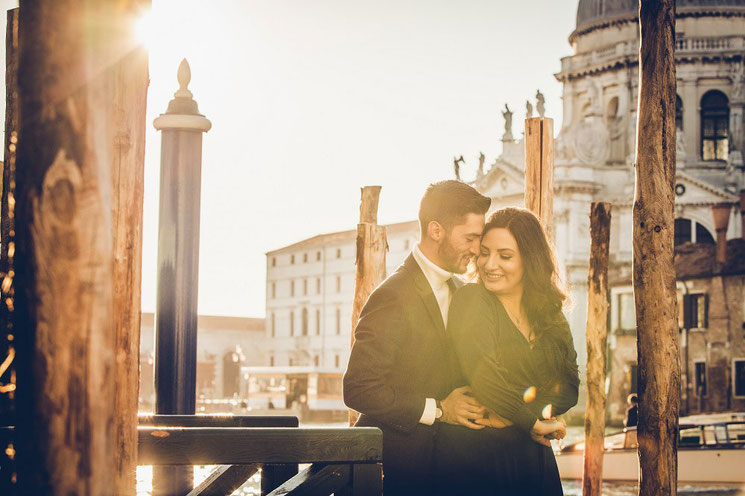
[{"x1": 474, "y1": 0, "x2": 745, "y2": 418}]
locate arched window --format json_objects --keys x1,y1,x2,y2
[
  {"x1": 301, "y1": 308, "x2": 308, "y2": 336},
  {"x1": 675, "y1": 95, "x2": 683, "y2": 130},
  {"x1": 700, "y1": 90, "x2": 729, "y2": 161},
  {"x1": 674, "y1": 218, "x2": 715, "y2": 246},
  {"x1": 290, "y1": 311, "x2": 295, "y2": 336}
]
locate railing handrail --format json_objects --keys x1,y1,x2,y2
[
  {"x1": 138, "y1": 414, "x2": 299, "y2": 428},
  {"x1": 138, "y1": 426, "x2": 383, "y2": 466}
]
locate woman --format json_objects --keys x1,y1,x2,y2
[{"x1": 435, "y1": 207, "x2": 579, "y2": 495}]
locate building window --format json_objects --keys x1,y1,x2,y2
[
  {"x1": 290, "y1": 280, "x2": 295, "y2": 297},
  {"x1": 694, "y1": 361, "x2": 707, "y2": 396},
  {"x1": 316, "y1": 251, "x2": 321, "y2": 261},
  {"x1": 336, "y1": 308, "x2": 341, "y2": 335},
  {"x1": 404, "y1": 239, "x2": 410, "y2": 251},
  {"x1": 272, "y1": 257, "x2": 276, "y2": 267},
  {"x1": 271, "y1": 282, "x2": 276, "y2": 299},
  {"x1": 290, "y1": 311, "x2": 295, "y2": 336},
  {"x1": 700, "y1": 90, "x2": 729, "y2": 161},
  {"x1": 271, "y1": 313, "x2": 275, "y2": 337},
  {"x1": 302, "y1": 308, "x2": 308, "y2": 336},
  {"x1": 675, "y1": 94, "x2": 683, "y2": 130},
  {"x1": 683, "y1": 293, "x2": 708, "y2": 329},
  {"x1": 303, "y1": 253, "x2": 308, "y2": 263},
  {"x1": 269, "y1": 355, "x2": 274, "y2": 367},
  {"x1": 315, "y1": 309, "x2": 321, "y2": 335},
  {"x1": 336, "y1": 248, "x2": 342, "y2": 259},
  {"x1": 335, "y1": 354, "x2": 340, "y2": 368},
  {"x1": 616, "y1": 292, "x2": 635, "y2": 333},
  {"x1": 336, "y1": 275, "x2": 341, "y2": 293},
  {"x1": 303, "y1": 279, "x2": 308, "y2": 296},
  {"x1": 289, "y1": 358, "x2": 294, "y2": 366},
  {"x1": 291, "y1": 254, "x2": 295, "y2": 264},
  {"x1": 314, "y1": 355, "x2": 320, "y2": 367},
  {"x1": 674, "y1": 218, "x2": 715, "y2": 246},
  {"x1": 316, "y1": 277, "x2": 321, "y2": 294},
  {"x1": 734, "y1": 359, "x2": 745, "y2": 398}
]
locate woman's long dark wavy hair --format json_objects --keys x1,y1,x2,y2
[{"x1": 479, "y1": 207, "x2": 568, "y2": 340}]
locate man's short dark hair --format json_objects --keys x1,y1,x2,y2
[{"x1": 418, "y1": 180, "x2": 491, "y2": 232}]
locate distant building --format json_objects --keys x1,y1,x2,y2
[
  {"x1": 264, "y1": 221, "x2": 419, "y2": 372},
  {"x1": 139, "y1": 313, "x2": 265, "y2": 412},
  {"x1": 607, "y1": 238, "x2": 745, "y2": 424},
  {"x1": 473, "y1": 0, "x2": 745, "y2": 383}
]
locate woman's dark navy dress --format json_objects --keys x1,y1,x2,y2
[{"x1": 434, "y1": 283, "x2": 580, "y2": 496}]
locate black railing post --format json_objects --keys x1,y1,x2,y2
[{"x1": 152, "y1": 58, "x2": 211, "y2": 495}]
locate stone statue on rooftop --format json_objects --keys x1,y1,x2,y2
[
  {"x1": 478, "y1": 152, "x2": 485, "y2": 178},
  {"x1": 502, "y1": 104, "x2": 514, "y2": 141},
  {"x1": 526, "y1": 100, "x2": 534, "y2": 119},
  {"x1": 536, "y1": 90, "x2": 546, "y2": 118},
  {"x1": 453, "y1": 155, "x2": 464, "y2": 180}
]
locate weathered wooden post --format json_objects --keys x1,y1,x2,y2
[
  {"x1": 0, "y1": 10, "x2": 19, "y2": 493},
  {"x1": 582, "y1": 202, "x2": 611, "y2": 496},
  {"x1": 711, "y1": 203, "x2": 731, "y2": 265},
  {"x1": 634, "y1": 1, "x2": 680, "y2": 494},
  {"x1": 349, "y1": 186, "x2": 387, "y2": 426},
  {"x1": 13, "y1": 1, "x2": 149, "y2": 494},
  {"x1": 111, "y1": 9, "x2": 150, "y2": 494},
  {"x1": 152, "y1": 58, "x2": 211, "y2": 495},
  {"x1": 524, "y1": 117, "x2": 554, "y2": 235}
]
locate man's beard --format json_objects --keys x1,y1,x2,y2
[{"x1": 437, "y1": 233, "x2": 466, "y2": 274}]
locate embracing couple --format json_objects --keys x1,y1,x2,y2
[{"x1": 343, "y1": 180, "x2": 580, "y2": 495}]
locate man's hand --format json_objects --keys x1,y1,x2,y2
[
  {"x1": 473, "y1": 407, "x2": 513, "y2": 429},
  {"x1": 440, "y1": 386, "x2": 487, "y2": 430},
  {"x1": 530, "y1": 419, "x2": 566, "y2": 447}
]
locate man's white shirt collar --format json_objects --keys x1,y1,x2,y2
[{"x1": 412, "y1": 244, "x2": 453, "y2": 290}]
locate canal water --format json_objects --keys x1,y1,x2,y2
[{"x1": 135, "y1": 425, "x2": 745, "y2": 495}]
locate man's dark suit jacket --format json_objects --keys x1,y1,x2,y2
[{"x1": 343, "y1": 254, "x2": 460, "y2": 495}]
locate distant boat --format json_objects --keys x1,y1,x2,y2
[{"x1": 555, "y1": 415, "x2": 745, "y2": 483}]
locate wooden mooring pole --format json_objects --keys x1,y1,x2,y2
[
  {"x1": 349, "y1": 186, "x2": 386, "y2": 426},
  {"x1": 111, "y1": 8, "x2": 150, "y2": 494},
  {"x1": 14, "y1": 1, "x2": 149, "y2": 494},
  {"x1": 634, "y1": 1, "x2": 680, "y2": 494},
  {"x1": 582, "y1": 202, "x2": 611, "y2": 496},
  {"x1": 0, "y1": 9, "x2": 19, "y2": 494},
  {"x1": 524, "y1": 117, "x2": 554, "y2": 235}
]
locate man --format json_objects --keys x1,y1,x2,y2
[
  {"x1": 344, "y1": 180, "x2": 491, "y2": 495},
  {"x1": 624, "y1": 393, "x2": 638, "y2": 428}
]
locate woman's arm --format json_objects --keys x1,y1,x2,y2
[
  {"x1": 449, "y1": 285, "x2": 538, "y2": 433},
  {"x1": 530, "y1": 317, "x2": 580, "y2": 418}
]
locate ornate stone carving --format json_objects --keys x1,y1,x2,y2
[
  {"x1": 573, "y1": 119, "x2": 610, "y2": 166},
  {"x1": 731, "y1": 60, "x2": 745, "y2": 103},
  {"x1": 676, "y1": 126, "x2": 687, "y2": 163},
  {"x1": 585, "y1": 80, "x2": 603, "y2": 117}
]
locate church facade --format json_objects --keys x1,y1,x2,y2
[{"x1": 474, "y1": 0, "x2": 745, "y2": 419}]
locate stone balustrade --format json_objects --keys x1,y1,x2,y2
[{"x1": 560, "y1": 36, "x2": 745, "y2": 77}]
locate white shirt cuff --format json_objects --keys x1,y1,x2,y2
[{"x1": 419, "y1": 397, "x2": 437, "y2": 425}]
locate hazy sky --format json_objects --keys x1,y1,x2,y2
[{"x1": 0, "y1": 0, "x2": 579, "y2": 317}]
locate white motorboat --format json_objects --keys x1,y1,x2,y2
[{"x1": 555, "y1": 418, "x2": 745, "y2": 483}]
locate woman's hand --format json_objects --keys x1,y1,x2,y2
[
  {"x1": 530, "y1": 419, "x2": 566, "y2": 446},
  {"x1": 473, "y1": 408, "x2": 513, "y2": 428}
]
